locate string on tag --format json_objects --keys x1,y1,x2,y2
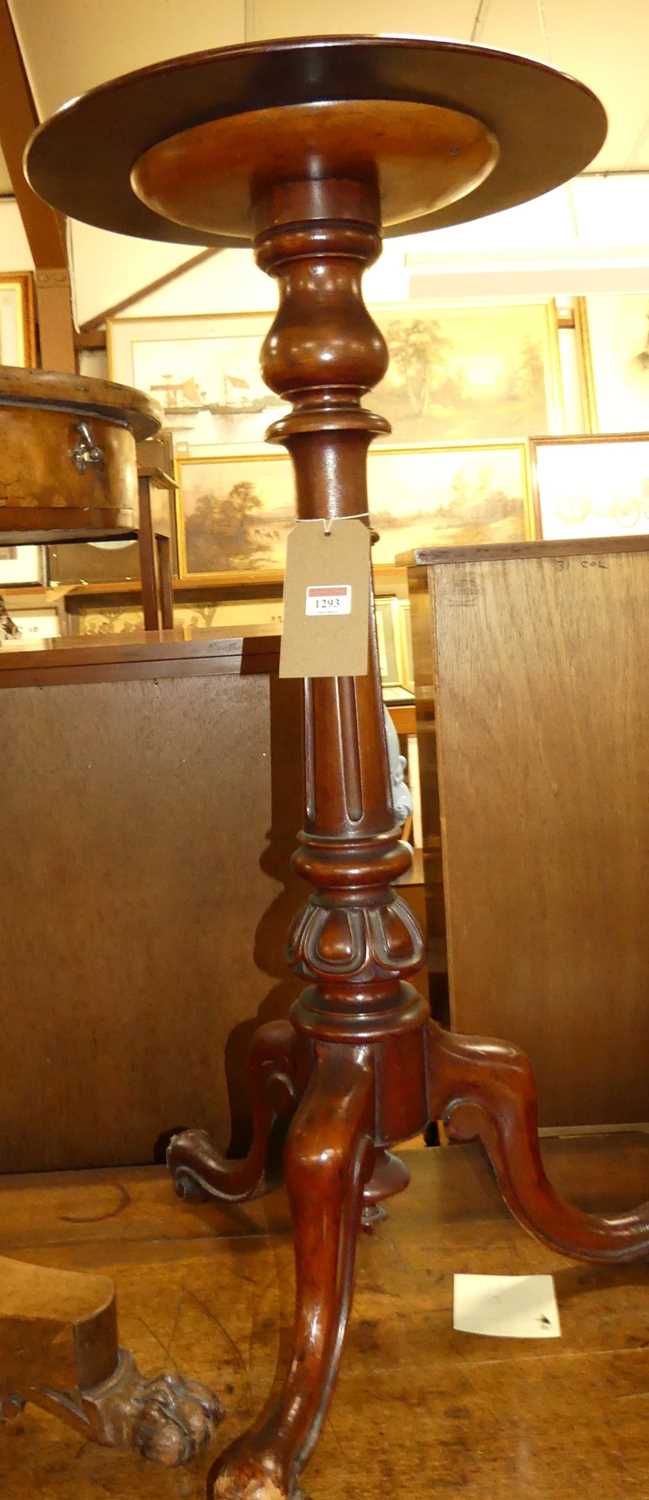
[{"x1": 295, "y1": 511, "x2": 370, "y2": 538}]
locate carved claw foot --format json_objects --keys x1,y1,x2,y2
[
  {"x1": 24, "y1": 1349, "x2": 223, "y2": 1465},
  {"x1": 0, "y1": 1254, "x2": 223, "y2": 1462},
  {"x1": 86, "y1": 1351, "x2": 224, "y2": 1464}
]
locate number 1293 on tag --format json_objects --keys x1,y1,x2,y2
[{"x1": 305, "y1": 584, "x2": 352, "y2": 617}]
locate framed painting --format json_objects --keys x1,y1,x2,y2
[
  {"x1": 67, "y1": 598, "x2": 285, "y2": 637},
  {"x1": 176, "y1": 441, "x2": 532, "y2": 581},
  {"x1": 530, "y1": 434, "x2": 649, "y2": 539},
  {"x1": 0, "y1": 545, "x2": 45, "y2": 586},
  {"x1": 108, "y1": 313, "x2": 289, "y2": 450},
  {"x1": 375, "y1": 596, "x2": 414, "y2": 692},
  {"x1": 4, "y1": 606, "x2": 61, "y2": 641},
  {"x1": 0, "y1": 273, "x2": 36, "y2": 367},
  {"x1": 177, "y1": 452, "x2": 292, "y2": 579},
  {"x1": 371, "y1": 300, "x2": 565, "y2": 444},
  {"x1": 109, "y1": 300, "x2": 564, "y2": 456},
  {"x1": 368, "y1": 442, "x2": 532, "y2": 559},
  {"x1": 584, "y1": 294, "x2": 649, "y2": 433}
]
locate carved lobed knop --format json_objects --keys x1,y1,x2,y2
[{"x1": 288, "y1": 893, "x2": 424, "y2": 983}]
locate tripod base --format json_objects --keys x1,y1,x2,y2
[{"x1": 168, "y1": 1011, "x2": 649, "y2": 1500}]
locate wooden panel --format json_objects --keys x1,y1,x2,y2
[
  {"x1": 1, "y1": 664, "x2": 305, "y2": 1172},
  {"x1": 0, "y1": 626, "x2": 428, "y2": 1170},
  {"x1": 418, "y1": 544, "x2": 649, "y2": 1126}
]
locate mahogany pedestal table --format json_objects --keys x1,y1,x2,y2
[{"x1": 27, "y1": 34, "x2": 649, "y2": 1500}]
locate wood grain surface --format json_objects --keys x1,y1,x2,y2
[
  {"x1": 412, "y1": 544, "x2": 649, "y2": 1125},
  {"x1": 0, "y1": 631, "x2": 426, "y2": 1173},
  {"x1": 1, "y1": 665, "x2": 304, "y2": 1172},
  {"x1": 2, "y1": 1138, "x2": 649, "y2": 1499}
]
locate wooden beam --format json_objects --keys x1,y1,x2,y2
[
  {"x1": 79, "y1": 249, "x2": 219, "y2": 332},
  {"x1": 0, "y1": 0, "x2": 65, "y2": 267},
  {"x1": 34, "y1": 269, "x2": 76, "y2": 372},
  {"x1": 75, "y1": 328, "x2": 107, "y2": 352}
]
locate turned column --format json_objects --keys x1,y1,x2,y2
[{"x1": 254, "y1": 180, "x2": 430, "y2": 1172}]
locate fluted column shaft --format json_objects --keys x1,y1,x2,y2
[{"x1": 254, "y1": 181, "x2": 427, "y2": 1082}]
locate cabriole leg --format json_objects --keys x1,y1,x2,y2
[
  {"x1": 210, "y1": 1044, "x2": 374, "y2": 1500},
  {"x1": 426, "y1": 1020, "x2": 649, "y2": 1262}
]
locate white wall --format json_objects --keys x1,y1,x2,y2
[
  {"x1": 73, "y1": 173, "x2": 649, "y2": 334},
  {"x1": 0, "y1": 201, "x2": 33, "y2": 271},
  {"x1": 7, "y1": 170, "x2": 648, "y2": 358}
]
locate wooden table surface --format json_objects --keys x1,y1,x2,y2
[{"x1": 2, "y1": 1137, "x2": 649, "y2": 1499}]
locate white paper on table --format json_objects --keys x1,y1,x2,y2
[{"x1": 453, "y1": 1274, "x2": 561, "y2": 1339}]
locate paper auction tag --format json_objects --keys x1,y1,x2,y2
[
  {"x1": 280, "y1": 519, "x2": 370, "y2": 679},
  {"x1": 453, "y1": 1274, "x2": 561, "y2": 1339}
]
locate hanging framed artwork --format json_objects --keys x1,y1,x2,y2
[
  {"x1": 175, "y1": 441, "x2": 533, "y2": 583},
  {"x1": 583, "y1": 294, "x2": 649, "y2": 433},
  {"x1": 108, "y1": 299, "x2": 567, "y2": 458},
  {"x1": 0, "y1": 544, "x2": 45, "y2": 586},
  {"x1": 370, "y1": 300, "x2": 566, "y2": 443},
  {"x1": 0, "y1": 273, "x2": 36, "y2": 367},
  {"x1": 3, "y1": 605, "x2": 62, "y2": 641},
  {"x1": 530, "y1": 433, "x2": 649, "y2": 539},
  {"x1": 107, "y1": 313, "x2": 289, "y2": 451}
]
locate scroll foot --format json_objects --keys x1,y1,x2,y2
[
  {"x1": 168, "y1": 1021, "x2": 300, "y2": 1205},
  {"x1": 426, "y1": 1019, "x2": 649, "y2": 1262}
]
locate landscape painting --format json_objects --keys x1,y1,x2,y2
[
  {"x1": 177, "y1": 442, "x2": 532, "y2": 579},
  {"x1": 178, "y1": 455, "x2": 295, "y2": 575},
  {"x1": 367, "y1": 443, "x2": 531, "y2": 561},
  {"x1": 371, "y1": 302, "x2": 563, "y2": 444},
  {"x1": 532, "y1": 436, "x2": 649, "y2": 539},
  {"x1": 585, "y1": 294, "x2": 649, "y2": 432},
  {"x1": 109, "y1": 301, "x2": 563, "y2": 455}
]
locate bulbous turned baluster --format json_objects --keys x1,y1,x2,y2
[{"x1": 253, "y1": 182, "x2": 430, "y2": 1117}]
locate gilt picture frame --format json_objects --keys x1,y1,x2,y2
[
  {"x1": 107, "y1": 312, "x2": 288, "y2": 452},
  {"x1": 176, "y1": 441, "x2": 533, "y2": 584},
  {"x1": 108, "y1": 299, "x2": 565, "y2": 456},
  {"x1": 370, "y1": 299, "x2": 565, "y2": 443},
  {"x1": 583, "y1": 294, "x2": 649, "y2": 433},
  {"x1": 0, "y1": 544, "x2": 45, "y2": 586},
  {"x1": 530, "y1": 433, "x2": 649, "y2": 540},
  {"x1": 0, "y1": 273, "x2": 36, "y2": 368}
]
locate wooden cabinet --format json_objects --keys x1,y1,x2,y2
[
  {"x1": 0, "y1": 628, "x2": 426, "y2": 1172},
  {"x1": 407, "y1": 538, "x2": 649, "y2": 1127}
]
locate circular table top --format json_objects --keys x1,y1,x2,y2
[
  {"x1": 25, "y1": 34, "x2": 606, "y2": 247},
  {"x1": 0, "y1": 366, "x2": 160, "y2": 439}
]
